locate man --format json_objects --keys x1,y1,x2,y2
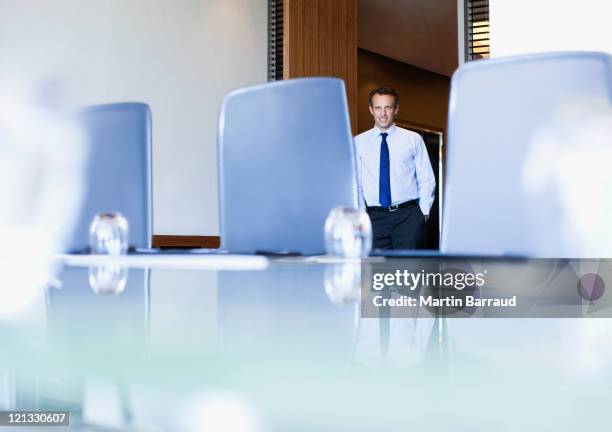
[{"x1": 354, "y1": 87, "x2": 435, "y2": 250}]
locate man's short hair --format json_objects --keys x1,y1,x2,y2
[{"x1": 368, "y1": 87, "x2": 400, "y2": 107}]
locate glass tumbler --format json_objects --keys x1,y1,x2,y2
[
  {"x1": 89, "y1": 212, "x2": 129, "y2": 255},
  {"x1": 324, "y1": 207, "x2": 372, "y2": 258}
]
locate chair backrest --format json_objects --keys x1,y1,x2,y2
[
  {"x1": 66, "y1": 103, "x2": 152, "y2": 252},
  {"x1": 441, "y1": 52, "x2": 612, "y2": 257},
  {"x1": 218, "y1": 78, "x2": 358, "y2": 254}
]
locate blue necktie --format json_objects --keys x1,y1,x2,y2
[{"x1": 379, "y1": 132, "x2": 391, "y2": 207}]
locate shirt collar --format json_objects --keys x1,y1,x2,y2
[{"x1": 372, "y1": 124, "x2": 397, "y2": 138}]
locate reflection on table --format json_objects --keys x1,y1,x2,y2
[{"x1": 0, "y1": 256, "x2": 611, "y2": 431}]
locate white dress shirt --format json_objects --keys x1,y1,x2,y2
[{"x1": 354, "y1": 124, "x2": 436, "y2": 215}]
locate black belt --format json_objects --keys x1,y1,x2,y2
[{"x1": 366, "y1": 199, "x2": 418, "y2": 213}]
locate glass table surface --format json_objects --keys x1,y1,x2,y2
[{"x1": 0, "y1": 255, "x2": 610, "y2": 431}]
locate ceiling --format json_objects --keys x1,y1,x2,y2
[{"x1": 358, "y1": 0, "x2": 458, "y2": 77}]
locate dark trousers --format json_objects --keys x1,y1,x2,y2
[{"x1": 367, "y1": 203, "x2": 425, "y2": 250}]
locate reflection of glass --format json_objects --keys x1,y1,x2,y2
[
  {"x1": 88, "y1": 264, "x2": 128, "y2": 295},
  {"x1": 324, "y1": 207, "x2": 372, "y2": 258},
  {"x1": 324, "y1": 264, "x2": 361, "y2": 305},
  {"x1": 89, "y1": 213, "x2": 129, "y2": 255}
]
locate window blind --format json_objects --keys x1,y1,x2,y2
[
  {"x1": 466, "y1": 0, "x2": 490, "y2": 60},
  {"x1": 268, "y1": 0, "x2": 284, "y2": 81}
]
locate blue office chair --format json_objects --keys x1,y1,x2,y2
[
  {"x1": 66, "y1": 103, "x2": 152, "y2": 252},
  {"x1": 218, "y1": 78, "x2": 358, "y2": 254},
  {"x1": 442, "y1": 52, "x2": 612, "y2": 257}
]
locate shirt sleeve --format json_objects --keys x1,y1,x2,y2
[{"x1": 414, "y1": 135, "x2": 436, "y2": 215}]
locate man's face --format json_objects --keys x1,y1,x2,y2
[{"x1": 369, "y1": 94, "x2": 398, "y2": 130}]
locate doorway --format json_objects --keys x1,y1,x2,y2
[{"x1": 396, "y1": 119, "x2": 443, "y2": 250}]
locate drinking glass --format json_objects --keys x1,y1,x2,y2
[
  {"x1": 89, "y1": 212, "x2": 129, "y2": 255},
  {"x1": 324, "y1": 207, "x2": 372, "y2": 258}
]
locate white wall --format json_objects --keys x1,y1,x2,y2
[
  {"x1": 0, "y1": 0, "x2": 268, "y2": 236},
  {"x1": 489, "y1": 0, "x2": 612, "y2": 57}
]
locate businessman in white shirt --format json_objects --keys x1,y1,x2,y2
[{"x1": 354, "y1": 87, "x2": 436, "y2": 250}]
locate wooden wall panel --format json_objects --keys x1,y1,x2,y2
[{"x1": 283, "y1": 0, "x2": 357, "y2": 134}]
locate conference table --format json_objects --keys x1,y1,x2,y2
[{"x1": 1, "y1": 254, "x2": 611, "y2": 431}]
